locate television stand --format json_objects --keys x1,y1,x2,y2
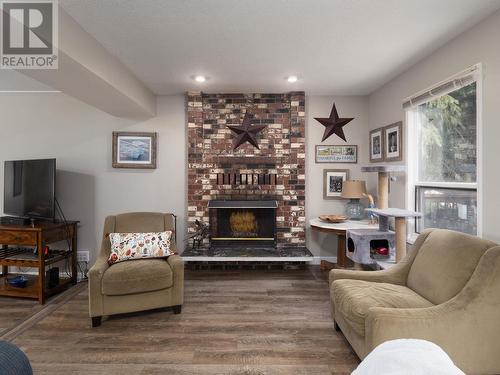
[{"x1": 0, "y1": 220, "x2": 78, "y2": 304}]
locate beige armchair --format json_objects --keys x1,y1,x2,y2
[
  {"x1": 330, "y1": 228, "x2": 500, "y2": 374},
  {"x1": 89, "y1": 212, "x2": 184, "y2": 327}
]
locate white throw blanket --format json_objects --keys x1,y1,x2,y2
[{"x1": 352, "y1": 339, "x2": 465, "y2": 375}]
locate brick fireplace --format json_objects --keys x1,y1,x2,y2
[{"x1": 186, "y1": 92, "x2": 306, "y2": 251}]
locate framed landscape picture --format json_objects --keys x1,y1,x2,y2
[
  {"x1": 369, "y1": 127, "x2": 384, "y2": 162},
  {"x1": 315, "y1": 145, "x2": 357, "y2": 163},
  {"x1": 112, "y1": 132, "x2": 157, "y2": 169},
  {"x1": 383, "y1": 121, "x2": 403, "y2": 162},
  {"x1": 323, "y1": 169, "x2": 349, "y2": 200}
]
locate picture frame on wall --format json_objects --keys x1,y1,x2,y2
[
  {"x1": 323, "y1": 169, "x2": 349, "y2": 200},
  {"x1": 369, "y1": 127, "x2": 384, "y2": 162},
  {"x1": 383, "y1": 121, "x2": 403, "y2": 162},
  {"x1": 112, "y1": 131, "x2": 157, "y2": 169},
  {"x1": 315, "y1": 145, "x2": 357, "y2": 163}
]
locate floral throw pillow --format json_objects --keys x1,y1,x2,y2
[{"x1": 108, "y1": 231, "x2": 174, "y2": 265}]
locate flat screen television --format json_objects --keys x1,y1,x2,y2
[{"x1": 3, "y1": 159, "x2": 56, "y2": 220}]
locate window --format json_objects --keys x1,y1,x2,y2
[{"x1": 405, "y1": 66, "x2": 481, "y2": 236}]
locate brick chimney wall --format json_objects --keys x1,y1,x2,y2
[{"x1": 186, "y1": 91, "x2": 306, "y2": 248}]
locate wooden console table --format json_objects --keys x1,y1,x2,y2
[
  {"x1": 310, "y1": 218, "x2": 377, "y2": 269},
  {"x1": 0, "y1": 220, "x2": 78, "y2": 304}
]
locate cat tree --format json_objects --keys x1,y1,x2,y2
[
  {"x1": 360, "y1": 165, "x2": 406, "y2": 209},
  {"x1": 365, "y1": 208, "x2": 422, "y2": 262},
  {"x1": 355, "y1": 165, "x2": 421, "y2": 264}
]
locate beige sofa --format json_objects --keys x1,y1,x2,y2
[
  {"x1": 89, "y1": 212, "x2": 184, "y2": 327},
  {"x1": 330, "y1": 228, "x2": 500, "y2": 374}
]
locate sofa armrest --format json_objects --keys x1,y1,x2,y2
[
  {"x1": 88, "y1": 214, "x2": 115, "y2": 283},
  {"x1": 88, "y1": 251, "x2": 109, "y2": 317},
  {"x1": 167, "y1": 255, "x2": 184, "y2": 279},
  {"x1": 365, "y1": 246, "x2": 500, "y2": 373},
  {"x1": 167, "y1": 255, "x2": 184, "y2": 305},
  {"x1": 88, "y1": 253, "x2": 109, "y2": 280},
  {"x1": 330, "y1": 261, "x2": 409, "y2": 286}
]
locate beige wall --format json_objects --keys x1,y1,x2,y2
[
  {"x1": 4, "y1": 2, "x2": 499, "y2": 267},
  {"x1": 367, "y1": 9, "x2": 500, "y2": 242},
  {"x1": 0, "y1": 91, "x2": 371, "y2": 263},
  {"x1": 305, "y1": 95, "x2": 371, "y2": 259},
  {"x1": 0, "y1": 94, "x2": 185, "y2": 264}
]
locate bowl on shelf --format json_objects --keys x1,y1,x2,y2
[
  {"x1": 6, "y1": 275, "x2": 28, "y2": 288},
  {"x1": 319, "y1": 215, "x2": 347, "y2": 223}
]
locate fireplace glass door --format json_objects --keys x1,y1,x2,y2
[{"x1": 208, "y1": 201, "x2": 277, "y2": 248}]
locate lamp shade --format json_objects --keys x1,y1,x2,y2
[{"x1": 341, "y1": 180, "x2": 367, "y2": 199}]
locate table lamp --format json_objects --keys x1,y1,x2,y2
[{"x1": 341, "y1": 180, "x2": 367, "y2": 220}]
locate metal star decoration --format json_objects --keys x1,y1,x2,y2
[
  {"x1": 314, "y1": 102, "x2": 354, "y2": 142},
  {"x1": 227, "y1": 112, "x2": 267, "y2": 150}
]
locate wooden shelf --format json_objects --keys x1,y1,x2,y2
[
  {"x1": 0, "y1": 220, "x2": 78, "y2": 304},
  {"x1": 0, "y1": 273, "x2": 72, "y2": 299},
  {"x1": 0, "y1": 274, "x2": 38, "y2": 298},
  {"x1": 0, "y1": 249, "x2": 73, "y2": 268}
]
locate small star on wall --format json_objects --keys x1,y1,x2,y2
[{"x1": 314, "y1": 102, "x2": 354, "y2": 142}]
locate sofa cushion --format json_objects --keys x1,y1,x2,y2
[
  {"x1": 107, "y1": 231, "x2": 174, "y2": 265},
  {"x1": 332, "y1": 279, "x2": 433, "y2": 336},
  {"x1": 407, "y1": 229, "x2": 497, "y2": 305},
  {"x1": 101, "y1": 259, "x2": 173, "y2": 296}
]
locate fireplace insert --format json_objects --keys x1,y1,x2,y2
[{"x1": 208, "y1": 200, "x2": 277, "y2": 248}]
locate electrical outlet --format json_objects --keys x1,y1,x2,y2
[{"x1": 77, "y1": 251, "x2": 90, "y2": 262}]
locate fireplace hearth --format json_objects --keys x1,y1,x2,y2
[{"x1": 208, "y1": 200, "x2": 277, "y2": 249}]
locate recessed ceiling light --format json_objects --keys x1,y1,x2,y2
[
  {"x1": 287, "y1": 75, "x2": 298, "y2": 83},
  {"x1": 194, "y1": 75, "x2": 206, "y2": 83}
]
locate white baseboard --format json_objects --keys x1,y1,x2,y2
[{"x1": 310, "y1": 256, "x2": 337, "y2": 265}]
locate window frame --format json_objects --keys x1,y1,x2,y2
[
  {"x1": 414, "y1": 185, "x2": 478, "y2": 234},
  {"x1": 405, "y1": 65, "x2": 483, "y2": 238}
]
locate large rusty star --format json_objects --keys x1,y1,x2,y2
[
  {"x1": 314, "y1": 102, "x2": 354, "y2": 142},
  {"x1": 227, "y1": 112, "x2": 267, "y2": 150}
]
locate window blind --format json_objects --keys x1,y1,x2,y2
[{"x1": 403, "y1": 65, "x2": 479, "y2": 109}]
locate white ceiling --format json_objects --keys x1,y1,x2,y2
[{"x1": 59, "y1": 0, "x2": 500, "y2": 95}]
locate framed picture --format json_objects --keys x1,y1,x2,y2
[
  {"x1": 383, "y1": 121, "x2": 403, "y2": 162},
  {"x1": 369, "y1": 127, "x2": 384, "y2": 162},
  {"x1": 112, "y1": 131, "x2": 157, "y2": 169},
  {"x1": 323, "y1": 169, "x2": 349, "y2": 199},
  {"x1": 315, "y1": 145, "x2": 357, "y2": 163}
]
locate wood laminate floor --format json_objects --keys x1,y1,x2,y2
[
  {"x1": 0, "y1": 296, "x2": 41, "y2": 336},
  {"x1": 6, "y1": 266, "x2": 360, "y2": 374}
]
